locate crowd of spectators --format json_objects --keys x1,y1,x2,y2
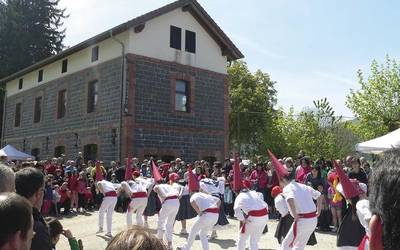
[{"x1": 0, "y1": 149, "x2": 374, "y2": 250}]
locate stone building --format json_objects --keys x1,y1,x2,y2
[{"x1": 0, "y1": 0, "x2": 243, "y2": 163}]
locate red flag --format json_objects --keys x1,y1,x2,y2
[
  {"x1": 233, "y1": 152, "x2": 242, "y2": 192},
  {"x1": 152, "y1": 160, "x2": 163, "y2": 182},
  {"x1": 95, "y1": 164, "x2": 104, "y2": 182},
  {"x1": 333, "y1": 160, "x2": 360, "y2": 199},
  {"x1": 124, "y1": 158, "x2": 133, "y2": 181},
  {"x1": 268, "y1": 150, "x2": 289, "y2": 179},
  {"x1": 188, "y1": 165, "x2": 199, "y2": 192}
]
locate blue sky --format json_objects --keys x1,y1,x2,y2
[{"x1": 59, "y1": 0, "x2": 400, "y2": 117}]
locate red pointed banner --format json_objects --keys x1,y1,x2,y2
[
  {"x1": 152, "y1": 160, "x2": 163, "y2": 182},
  {"x1": 95, "y1": 165, "x2": 104, "y2": 182},
  {"x1": 333, "y1": 160, "x2": 360, "y2": 199},
  {"x1": 233, "y1": 152, "x2": 242, "y2": 192},
  {"x1": 188, "y1": 165, "x2": 199, "y2": 192},
  {"x1": 124, "y1": 158, "x2": 133, "y2": 181},
  {"x1": 268, "y1": 149, "x2": 289, "y2": 179}
]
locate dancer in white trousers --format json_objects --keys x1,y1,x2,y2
[
  {"x1": 121, "y1": 170, "x2": 150, "y2": 227},
  {"x1": 178, "y1": 191, "x2": 221, "y2": 250},
  {"x1": 268, "y1": 150, "x2": 321, "y2": 250},
  {"x1": 153, "y1": 172, "x2": 183, "y2": 250},
  {"x1": 96, "y1": 180, "x2": 118, "y2": 237},
  {"x1": 234, "y1": 179, "x2": 269, "y2": 250}
]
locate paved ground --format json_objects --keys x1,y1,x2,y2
[{"x1": 56, "y1": 211, "x2": 337, "y2": 250}]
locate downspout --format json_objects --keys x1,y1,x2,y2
[
  {"x1": 110, "y1": 30, "x2": 126, "y2": 162},
  {"x1": 1, "y1": 89, "x2": 7, "y2": 147}
]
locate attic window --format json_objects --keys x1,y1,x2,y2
[
  {"x1": 61, "y1": 59, "x2": 68, "y2": 73},
  {"x1": 170, "y1": 25, "x2": 181, "y2": 50},
  {"x1": 91, "y1": 46, "x2": 99, "y2": 62},
  {"x1": 38, "y1": 70, "x2": 43, "y2": 82},
  {"x1": 18, "y1": 78, "x2": 23, "y2": 89},
  {"x1": 185, "y1": 30, "x2": 196, "y2": 53}
]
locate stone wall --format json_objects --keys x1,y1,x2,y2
[
  {"x1": 3, "y1": 57, "x2": 123, "y2": 163},
  {"x1": 125, "y1": 54, "x2": 228, "y2": 163}
]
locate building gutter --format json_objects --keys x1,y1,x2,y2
[{"x1": 110, "y1": 30, "x2": 126, "y2": 162}]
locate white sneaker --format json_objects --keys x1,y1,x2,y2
[
  {"x1": 96, "y1": 228, "x2": 103, "y2": 234},
  {"x1": 105, "y1": 232, "x2": 113, "y2": 238},
  {"x1": 180, "y1": 229, "x2": 187, "y2": 234}
]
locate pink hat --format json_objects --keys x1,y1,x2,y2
[
  {"x1": 268, "y1": 150, "x2": 289, "y2": 179},
  {"x1": 187, "y1": 165, "x2": 199, "y2": 192},
  {"x1": 334, "y1": 160, "x2": 361, "y2": 199},
  {"x1": 132, "y1": 171, "x2": 140, "y2": 177},
  {"x1": 271, "y1": 186, "x2": 283, "y2": 198},
  {"x1": 169, "y1": 173, "x2": 179, "y2": 182},
  {"x1": 242, "y1": 179, "x2": 251, "y2": 189}
]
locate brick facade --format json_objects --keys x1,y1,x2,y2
[
  {"x1": 3, "y1": 54, "x2": 229, "y2": 164},
  {"x1": 123, "y1": 54, "x2": 228, "y2": 163}
]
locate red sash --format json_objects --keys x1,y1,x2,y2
[
  {"x1": 164, "y1": 195, "x2": 178, "y2": 201},
  {"x1": 105, "y1": 191, "x2": 117, "y2": 197},
  {"x1": 131, "y1": 192, "x2": 147, "y2": 199},
  {"x1": 241, "y1": 208, "x2": 268, "y2": 234},
  {"x1": 204, "y1": 208, "x2": 219, "y2": 213},
  {"x1": 248, "y1": 208, "x2": 268, "y2": 217},
  {"x1": 289, "y1": 211, "x2": 317, "y2": 247}
]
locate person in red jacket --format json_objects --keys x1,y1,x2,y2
[{"x1": 295, "y1": 156, "x2": 312, "y2": 184}]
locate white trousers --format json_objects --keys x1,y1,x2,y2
[
  {"x1": 280, "y1": 217, "x2": 317, "y2": 250},
  {"x1": 237, "y1": 214, "x2": 268, "y2": 250},
  {"x1": 181, "y1": 213, "x2": 219, "y2": 250},
  {"x1": 126, "y1": 197, "x2": 147, "y2": 227},
  {"x1": 98, "y1": 197, "x2": 117, "y2": 234},
  {"x1": 157, "y1": 200, "x2": 180, "y2": 242}
]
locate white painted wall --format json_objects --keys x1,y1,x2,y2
[
  {"x1": 128, "y1": 8, "x2": 228, "y2": 74},
  {"x1": 6, "y1": 32, "x2": 129, "y2": 97},
  {"x1": 6, "y1": 8, "x2": 229, "y2": 97}
]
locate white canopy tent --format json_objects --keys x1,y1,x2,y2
[
  {"x1": 355, "y1": 128, "x2": 400, "y2": 154},
  {"x1": 0, "y1": 144, "x2": 35, "y2": 160}
]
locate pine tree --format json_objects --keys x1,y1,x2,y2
[{"x1": 0, "y1": 0, "x2": 68, "y2": 79}]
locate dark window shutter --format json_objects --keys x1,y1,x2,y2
[
  {"x1": 18, "y1": 78, "x2": 23, "y2": 89},
  {"x1": 170, "y1": 26, "x2": 182, "y2": 50},
  {"x1": 15, "y1": 103, "x2": 21, "y2": 127},
  {"x1": 62, "y1": 59, "x2": 68, "y2": 73},
  {"x1": 185, "y1": 30, "x2": 196, "y2": 53},
  {"x1": 91, "y1": 46, "x2": 99, "y2": 62},
  {"x1": 38, "y1": 70, "x2": 43, "y2": 82}
]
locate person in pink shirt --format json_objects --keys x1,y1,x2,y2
[
  {"x1": 250, "y1": 163, "x2": 267, "y2": 199},
  {"x1": 295, "y1": 156, "x2": 312, "y2": 184},
  {"x1": 68, "y1": 170, "x2": 79, "y2": 212},
  {"x1": 77, "y1": 171, "x2": 87, "y2": 212}
]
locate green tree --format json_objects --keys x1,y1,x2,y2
[
  {"x1": 271, "y1": 98, "x2": 355, "y2": 159},
  {"x1": 228, "y1": 61, "x2": 277, "y2": 156},
  {"x1": 0, "y1": 0, "x2": 67, "y2": 78},
  {"x1": 346, "y1": 55, "x2": 400, "y2": 139}
]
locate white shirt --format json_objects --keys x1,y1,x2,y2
[
  {"x1": 181, "y1": 185, "x2": 189, "y2": 196},
  {"x1": 282, "y1": 181, "x2": 320, "y2": 215},
  {"x1": 199, "y1": 178, "x2": 223, "y2": 195},
  {"x1": 99, "y1": 180, "x2": 116, "y2": 193},
  {"x1": 127, "y1": 179, "x2": 148, "y2": 193},
  {"x1": 275, "y1": 194, "x2": 289, "y2": 217},
  {"x1": 356, "y1": 199, "x2": 371, "y2": 236},
  {"x1": 234, "y1": 190, "x2": 268, "y2": 221},
  {"x1": 190, "y1": 192, "x2": 219, "y2": 211},
  {"x1": 155, "y1": 183, "x2": 182, "y2": 200}
]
